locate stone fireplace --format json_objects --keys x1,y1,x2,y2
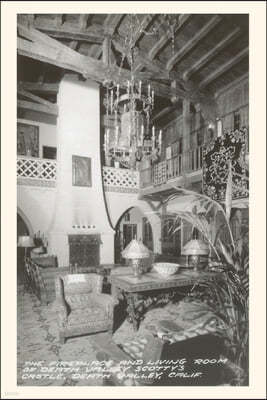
[{"x1": 68, "y1": 234, "x2": 101, "y2": 268}]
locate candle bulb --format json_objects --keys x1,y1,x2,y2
[
  {"x1": 106, "y1": 129, "x2": 110, "y2": 146},
  {"x1": 117, "y1": 84, "x2": 119, "y2": 98},
  {"x1": 152, "y1": 90, "x2": 154, "y2": 107},
  {"x1": 159, "y1": 130, "x2": 162, "y2": 153},
  {"x1": 139, "y1": 80, "x2": 142, "y2": 98},
  {"x1": 115, "y1": 126, "x2": 119, "y2": 146},
  {"x1": 148, "y1": 84, "x2": 151, "y2": 97}
]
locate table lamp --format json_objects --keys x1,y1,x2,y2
[
  {"x1": 181, "y1": 239, "x2": 209, "y2": 270},
  {"x1": 121, "y1": 239, "x2": 150, "y2": 278},
  {"x1": 17, "y1": 235, "x2": 35, "y2": 259}
]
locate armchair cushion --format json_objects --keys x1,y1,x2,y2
[{"x1": 68, "y1": 305, "x2": 107, "y2": 326}]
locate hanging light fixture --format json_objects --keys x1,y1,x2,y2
[{"x1": 103, "y1": 14, "x2": 179, "y2": 169}]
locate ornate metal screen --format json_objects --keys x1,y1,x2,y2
[{"x1": 202, "y1": 128, "x2": 249, "y2": 201}]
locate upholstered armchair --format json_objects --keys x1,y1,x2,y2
[{"x1": 55, "y1": 273, "x2": 117, "y2": 344}]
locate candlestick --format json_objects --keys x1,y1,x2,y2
[
  {"x1": 152, "y1": 90, "x2": 154, "y2": 107},
  {"x1": 117, "y1": 84, "x2": 119, "y2": 98},
  {"x1": 115, "y1": 126, "x2": 119, "y2": 146}
]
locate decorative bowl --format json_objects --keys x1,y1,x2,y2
[{"x1": 153, "y1": 262, "x2": 180, "y2": 277}]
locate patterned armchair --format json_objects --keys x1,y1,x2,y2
[{"x1": 55, "y1": 273, "x2": 117, "y2": 343}]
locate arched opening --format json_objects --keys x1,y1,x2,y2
[
  {"x1": 17, "y1": 212, "x2": 31, "y2": 281},
  {"x1": 114, "y1": 207, "x2": 153, "y2": 264}
]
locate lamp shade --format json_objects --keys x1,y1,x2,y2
[
  {"x1": 181, "y1": 239, "x2": 209, "y2": 256},
  {"x1": 121, "y1": 239, "x2": 150, "y2": 259},
  {"x1": 17, "y1": 235, "x2": 35, "y2": 248}
]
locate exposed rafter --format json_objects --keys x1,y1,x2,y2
[
  {"x1": 32, "y1": 23, "x2": 104, "y2": 44},
  {"x1": 198, "y1": 47, "x2": 249, "y2": 89},
  {"x1": 17, "y1": 24, "x2": 189, "y2": 100},
  {"x1": 18, "y1": 88, "x2": 57, "y2": 109},
  {"x1": 149, "y1": 14, "x2": 191, "y2": 60},
  {"x1": 18, "y1": 100, "x2": 58, "y2": 116},
  {"x1": 183, "y1": 27, "x2": 241, "y2": 81},
  {"x1": 166, "y1": 15, "x2": 222, "y2": 71},
  {"x1": 93, "y1": 14, "x2": 124, "y2": 59},
  {"x1": 18, "y1": 81, "x2": 59, "y2": 94}
]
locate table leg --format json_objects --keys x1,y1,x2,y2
[{"x1": 125, "y1": 293, "x2": 143, "y2": 331}]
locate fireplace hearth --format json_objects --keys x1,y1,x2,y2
[{"x1": 68, "y1": 234, "x2": 101, "y2": 268}]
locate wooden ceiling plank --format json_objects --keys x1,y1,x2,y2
[
  {"x1": 149, "y1": 14, "x2": 191, "y2": 60},
  {"x1": 166, "y1": 15, "x2": 222, "y2": 71},
  {"x1": 18, "y1": 88, "x2": 57, "y2": 108},
  {"x1": 198, "y1": 47, "x2": 249, "y2": 89},
  {"x1": 183, "y1": 26, "x2": 242, "y2": 81},
  {"x1": 18, "y1": 100, "x2": 58, "y2": 116}
]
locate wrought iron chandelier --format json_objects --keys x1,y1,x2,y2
[{"x1": 103, "y1": 14, "x2": 179, "y2": 169}]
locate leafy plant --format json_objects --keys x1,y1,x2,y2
[{"x1": 159, "y1": 179, "x2": 249, "y2": 384}]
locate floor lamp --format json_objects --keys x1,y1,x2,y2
[
  {"x1": 17, "y1": 235, "x2": 35, "y2": 289},
  {"x1": 17, "y1": 235, "x2": 35, "y2": 261}
]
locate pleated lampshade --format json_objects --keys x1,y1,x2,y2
[
  {"x1": 181, "y1": 239, "x2": 209, "y2": 256},
  {"x1": 17, "y1": 235, "x2": 35, "y2": 248},
  {"x1": 121, "y1": 239, "x2": 150, "y2": 259}
]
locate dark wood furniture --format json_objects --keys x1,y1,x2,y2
[
  {"x1": 68, "y1": 234, "x2": 101, "y2": 268},
  {"x1": 24, "y1": 259, "x2": 111, "y2": 304},
  {"x1": 110, "y1": 269, "x2": 221, "y2": 331}
]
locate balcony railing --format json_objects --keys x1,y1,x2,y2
[
  {"x1": 102, "y1": 166, "x2": 139, "y2": 192},
  {"x1": 17, "y1": 156, "x2": 57, "y2": 184},
  {"x1": 140, "y1": 146, "x2": 203, "y2": 188}
]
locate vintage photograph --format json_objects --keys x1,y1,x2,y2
[{"x1": 15, "y1": 11, "x2": 251, "y2": 388}]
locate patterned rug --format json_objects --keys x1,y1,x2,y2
[
  {"x1": 17, "y1": 284, "x2": 103, "y2": 386},
  {"x1": 17, "y1": 283, "x2": 223, "y2": 387}
]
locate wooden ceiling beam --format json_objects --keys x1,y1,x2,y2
[
  {"x1": 17, "y1": 100, "x2": 58, "y2": 116},
  {"x1": 166, "y1": 15, "x2": 222, "y2": 71},
  {"x1": 183, "y1": 26, "x2": 242, "y2": 81},
  {"x1": 17, "y1": 23, "x2": 208, "y2": 101},
  {"x1": 104, "y1": 14, "x2": 124, "y2": 35},
  {"x1": 17, "y1": 88, "x2": 57, "y2": 109},
  {"x1": 151, "y1": 106, "x2": 174, "y2": 122},
  {"x1": 131, "y1": 14, "x2": 154, "y2": 46},
  {"x1": 17, "y1": 33, "x2": 180, "y2": 99},
  {"x1": 198, "y1": 47, "x2": 249, "y2": 89},
  {"x1": 19, "y1": 81, "x2": 59, "y2": 94},
  {"x1": 93, "y1": 14, "x2": 124, "y2": 59},
  {"x1": 149, "y1": 14, "x2": 191, "y2": 60},
  {"x1": 25, "y1": 19, "x2": 105, "y2": 44}
]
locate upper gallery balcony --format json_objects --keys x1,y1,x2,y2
[{"x1": 17, "y1": 128, "x2": 249, "y2": 201}]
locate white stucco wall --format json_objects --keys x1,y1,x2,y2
[
  {"x1": 49, "y1": 76, "x2": 114, "y2": 266},
  {"x1": 104, "y1": 191, "x2": 162, "y2": 253},
  {"x1": 17, "y1": 185, "x2": 56, "y2": 237}
]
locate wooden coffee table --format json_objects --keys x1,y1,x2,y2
[{"x1": 110, "y1": 269, "x2": 222, "y2": 331}]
